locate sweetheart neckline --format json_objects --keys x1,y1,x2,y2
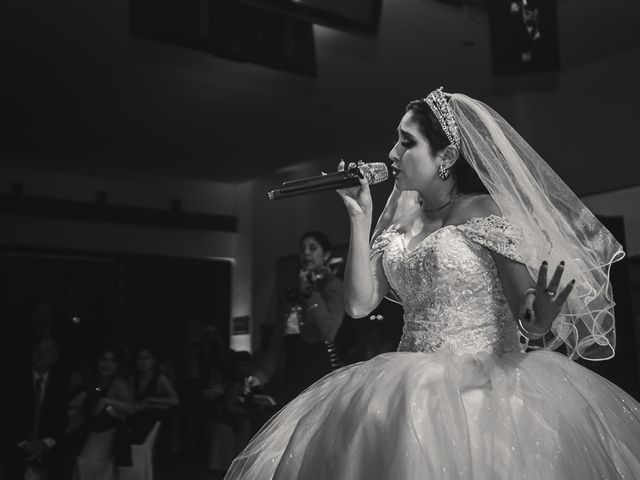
[
  {"x1": 389, "y1": 214, "x2": 507, "y2": 255},
  {"x1": 399, "y1": 224, "x2": 457, "y2": 255}
]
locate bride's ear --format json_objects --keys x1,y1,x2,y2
[{"x1": 439, "y1": 145, "x2": 460, "y2": 169}]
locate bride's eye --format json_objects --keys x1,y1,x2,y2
[{"x1": 401, "y1": 140, "x2": 414, "y2": 148}]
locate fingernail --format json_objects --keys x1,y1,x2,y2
[
  {"x1": 524, "y1": 309, "x2": 531, "y2": 320},
  {"x1": 560, "y1": 260, "x2": 565, "y2": 266},
  {"x1": 571, "y1": 279, "x2": 576, "y2": 284},
  {"x1": 542, "y1": 261, "x2": 547, "y2": 266}
]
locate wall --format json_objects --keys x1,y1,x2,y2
[
  {"x1": 0, "y1": 165, "x2": 251, "y2": 348},
  {"x1": 582, "y1": 186, "x2": 640, "y2": 257}
]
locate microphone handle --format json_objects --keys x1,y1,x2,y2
[
  {"x1": 281, "y1": 169, "x2": 355, "y2": 187},
  {"x1": 268, "y1": 174, "x2": 360, "y2": 200}
]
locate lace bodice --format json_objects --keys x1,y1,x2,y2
[{"x1": 371, "y1": 215, "x2": 525, "y2": 356}]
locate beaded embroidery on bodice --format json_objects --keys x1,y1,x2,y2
[{"x1": 372, "y1": 215, "x2": 525, "y2": 356}]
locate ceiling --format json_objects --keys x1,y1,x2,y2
[{"x1": 1, "y1": 0, "x2": 639, "y2": 185}]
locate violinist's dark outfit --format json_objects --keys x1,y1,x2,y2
[{"x1": 280, "y1": 267, "x2": 344, "y2": 401}]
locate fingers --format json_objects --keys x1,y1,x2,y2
[
  {"x1": 338, "y1": 159, "x2": 365, "y2": 174},
  {"x1": 359, "y1": 174, "x2": 371, "y2": 191},
  {"x1": 554, "y1": 279, "x2": 575, "y2": 305},
  {"x1": 337, "y1": 160, "x2": 358, "y2": 171},
  {"x1": 547, "y1": 261, "x2": 565, "y2": 294},
  {"x1": 519, "y1": 289, "x2": 536, "y2": 322},
  {"x1": 536, "y1": 261, "x2": 548, "y2": 292}
]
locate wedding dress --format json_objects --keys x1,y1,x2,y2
[{"x1": 225, "y1": 215, "x2": 640, "y2": 479}]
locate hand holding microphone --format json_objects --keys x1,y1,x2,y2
[{"x1": 335, "y1": 160, "x2": 375, "y2": 219}]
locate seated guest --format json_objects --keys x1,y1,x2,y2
[
  {"x1": 0, "y1": 337, "x2": 69, "y2": 480},
  {"x1": 128, "y1": 346, "x2": 179, "y2": 444},
  {"x1": 72, "y1": 346, "x2": 134, "y2": 479}
]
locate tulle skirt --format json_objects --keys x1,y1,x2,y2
[{"x1": 225, "y1": 350, "x2": 640, "y2": 479}]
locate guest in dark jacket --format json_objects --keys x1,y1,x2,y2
[
  {"x1": 278, "y1": 231, "x2": 345, "y2": 401},
  {"x1": 0, "y1": 337, "x2": 69, "y2": 480}
]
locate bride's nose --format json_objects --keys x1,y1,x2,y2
[{"x1": 388, "y1": 143, "x2": 400, "y2": 162}]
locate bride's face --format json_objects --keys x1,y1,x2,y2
[{"x1": 388, "y1": 112, "x2": 438, "y2": 192}]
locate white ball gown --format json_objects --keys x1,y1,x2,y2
[{"x1": 225, "y1": 215, "x2": 640, "y2": 479}]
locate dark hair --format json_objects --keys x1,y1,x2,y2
[
  {"x1": 406, "y1": 99, "x2": 488, "y2": 195},
  {"x1": 299, "y1": 231, "x2": 331, "y2": 253},
  {"x1": 31, "y1": 336, "x2": 59, "y2": 354},
  {"x1": 132, "y1": 345, "x2": 160, "y2": 387},
  {"x1": 232, "y1": 350, "x2": 254, "y2": 364},
  {"x1": 228, "y1": 350, "x2": 254, "y2": 381},
  {"x1": 134, "y1": 345, "x2": 159, "y2": 367},
  {"x1": 134, "y1": 344, "x2": 157, "y2": 358},
  {"x1": 96, "y1": 345, "x2": 123, "y2": 367}
]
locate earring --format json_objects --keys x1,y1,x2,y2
[{"x1": 438, "y1": 164, "x2": 450, "y2": 181}]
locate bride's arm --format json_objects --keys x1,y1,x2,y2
[
  {"x1": 338, "y1": 161, "x2": 390, "y2": 318},
  {"x1": 344, "y1": 215, "x2": 390, "y2": 318},
  {"x1": 491, "y1": 254, "x2": 536, "y2": 320}
]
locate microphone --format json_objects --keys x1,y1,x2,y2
[{"x1": 267, "y1": 162, "x2": 388, "y2": 200}]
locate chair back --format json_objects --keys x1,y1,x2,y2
[
  {"x1": 143, "y1": 421, "x2": 162, "y2": 450},
  {"x1": 118, "y1": 421, "x2": 162, "y2": 480}
]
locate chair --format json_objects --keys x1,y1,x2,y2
[
  {"x1": 73, "y1": 428, "x2": 118, "y2": 480},
  {"x1": 73, "y1": 456, "x2": 115, "y2": 480},
  {"x1": 207, "y1": 421, "x2": 235, "y2": 471},
  {"x1": 24, "y1": 465, "x2": 49, "y2": 480},
  {"x1": 119, "y1": 421, "x2": 161, "y2": 480}
]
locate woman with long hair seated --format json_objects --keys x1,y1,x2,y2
[{"x1": 128, "y1": 346, "x2": 179, "y2": 445}]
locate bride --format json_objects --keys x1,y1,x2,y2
[{"x1": 225, "y1": 88, "x2": 640, "y2": 479}]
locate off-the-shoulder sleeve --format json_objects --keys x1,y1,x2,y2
[
  {"x1": 370, "y1": 227, "x2": 398, "y2": 258},
  {"x1": 458, "y1": 215, "x2": 526, "y2": 263}
]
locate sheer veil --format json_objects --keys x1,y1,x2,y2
[{"x1": 371, "y1": 92, "x2": 624, "y2": 361}]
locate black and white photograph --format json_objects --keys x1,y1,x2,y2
[{"x1": 1, "y1": 0, "x2": 640, "y2": 479}]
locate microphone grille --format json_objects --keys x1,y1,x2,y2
[{"x1": 360, "y1": 162, "x2": 389, "y2": 185}]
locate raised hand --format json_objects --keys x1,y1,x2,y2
[
  {"x1": 298, "y1": 269, "x2": 314, "y2": 293},
  {"x1": 519, "y1": 261, "x2": 575, "y2": 339},
  {"x1": 335, "y1": 160, "x2": 373, "y2": 219}
]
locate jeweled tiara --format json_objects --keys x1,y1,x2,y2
[{"x1": 423, "y1": 87, "x2": 460, "y2": 148}]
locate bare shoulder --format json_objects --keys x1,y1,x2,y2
[{"x1": 447, "y1": 194, "x2": 501, "y2": 224}]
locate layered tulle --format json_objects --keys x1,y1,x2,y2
[{"x1": 226, "y1": 351, "x2": 640, "y2": 479}]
